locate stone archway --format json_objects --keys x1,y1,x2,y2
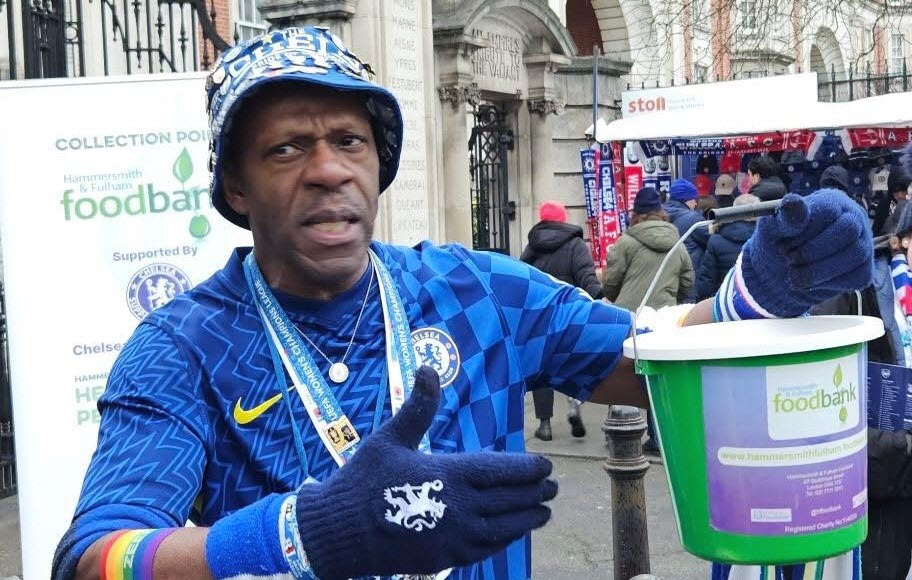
[
  {"x1": 592, "y1": 0, "x2": 630, "y2": 62},
  {"x1": 433, "y1": 0, "x2": 576, "y2": 251},
  {"x1": 810, "y1": 26, "x2": 847, "y2": 78},
  {"x1": 566, "y1": 0, "x2": 603, "y2": 56},
  {"x1": 591, "y1": 0, "x2": 659, "y2": 82}
]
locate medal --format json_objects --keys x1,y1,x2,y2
[{"x1": 328, "y1": 362, "x2": 350, "y2": 383}]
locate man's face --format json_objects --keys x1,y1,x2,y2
[
  {"x1": 747, "y1": 170, "x2": 761, "y2": 186},
  {"x1": 223, "y1": 84, "x2": 380, "y2": 297}
]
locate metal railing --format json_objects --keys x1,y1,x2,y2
[
  {"x1": 625, "y1": 60, "x2": 912, "y2": 103},
  {"x1": 0, "y1": 282, "x2": 13, "y2": 500},
  {"x1": 1, "y1": 0, "x2": 231, "y2": 80}
]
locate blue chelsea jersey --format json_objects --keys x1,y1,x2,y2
[{"x1": 65, "y1": 242, "x2": 632, "y2": 579}]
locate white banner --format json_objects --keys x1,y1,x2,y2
[
  {"x1": 0, "y1": 73, "x2": 251, "y2": 578},
  {"x1": 621, "y1": 72, "x2": 819, "y2": 118}
]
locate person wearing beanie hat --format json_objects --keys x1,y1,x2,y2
[
  {"x1": 633, "y1": 186, "x2": 662, "y2": 214},
  {"x1": 664, "y1": 178, "x2": 709, "y2": 278},
  {"x1": 668, "y1": 177, "x2": 699, "y2": 203},
  {"x1": 538, "y1": 200, "x2": 568, "y2": 223},
  {"x1": 604, "y1": 186, "x2": 694, "y2": 317},
  {"x1": 53, "y1": 27, "x2": 881, "y2": 580},
  {"x1": 521, "y1": 201, "x2": 601, "y2": 441}
]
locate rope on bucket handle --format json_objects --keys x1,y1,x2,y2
[{"x1": 629, "y1": 200, "x2": 783, "y2": 371}]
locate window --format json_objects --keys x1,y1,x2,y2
[
  {"x1": 891, "y1": 33, "x2": 905, "y2": 73},
  {"x1": 235, "y1": 0, "x2": 268, "y2": 41},
  {"x1": 692, "y1": 0, "x2": 710, "y2": 29},
  {"x1": 740, "y1": 1, "x2": 757, "y2": 30},
  {"x1": 694, "y1": 64, "x2": 709, "y2": 82}
]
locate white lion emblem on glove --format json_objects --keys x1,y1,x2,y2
[{"x1": 383, "y1": 479, "x2": 447, "y2": 532}]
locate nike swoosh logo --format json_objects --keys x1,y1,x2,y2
[{"x1": 234, "y1": 382, "x2": 302, "y2": 425}]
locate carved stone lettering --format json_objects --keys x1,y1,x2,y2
[
  {"x1": 470, "y1": 23, "x2": 527, "y2": 94},
  {"x1": 384, "y1": 0, "x2": 429, "y2": 245}
]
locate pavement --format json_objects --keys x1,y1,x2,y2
[
  {"x1": 0, "y1": 395, "x2": 711, "y2": 580},
  {"x1": 525, "y1": 394, "x2": 708, "y2": 580},
  {"x1": 0, "y1": 491, "x2": 21, "y2": 579}
]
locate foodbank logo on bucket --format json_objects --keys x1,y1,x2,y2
[
  {"x1": 765, "y1": 356, "x2": 861, "y2": 441},
  {"x1": 59, "y1": 148, "x2": 212, "y2": 240}
]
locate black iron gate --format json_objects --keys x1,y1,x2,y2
[
  {"x1": 1, "y1": 0, "x2": 230, "y2": 80},
  {"x1": 0, "y1": 282, "x2": 14, "y2": 500},
  {"x1": 469, "y1": 104, "x2": 515, "y2": 254}
]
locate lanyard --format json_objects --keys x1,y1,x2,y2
[{"x1": 243, "y1": 250, "x2": 430, "y2": 478}]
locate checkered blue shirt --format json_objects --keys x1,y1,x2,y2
[{"x1": 62, "y1": 242, "x2": 632, "y2": 579}]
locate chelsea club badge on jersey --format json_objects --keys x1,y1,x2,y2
[
  {"x1": 411, "y1": 328, "x2": 460, "y2": 387},
  {"x1": 126, "y1": 262, "x2": 193, "y2": 319}
]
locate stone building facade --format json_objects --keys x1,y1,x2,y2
[{"x1": 243, "y1": 0, "x2": 632, "y2": 255}]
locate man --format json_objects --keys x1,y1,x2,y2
[
  {"x1": 663, "y1": 178, "x2": 708, "y2": 278},
  {"x1": 53, "y1": 27, "x2": 873, "y2": 580},
  {"x1": 882, "y1": 167, "x2": 910, "y2": 235},
  {"x1": 520, "y1": 200, "x2": 602, "y2": 441},
  {"x1": 747, "y1": 156, "x2": 788, "y2": 201}
]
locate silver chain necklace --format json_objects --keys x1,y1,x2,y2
[{"x1": 293, "y1": 263, "x2": 375, "y2": 384}]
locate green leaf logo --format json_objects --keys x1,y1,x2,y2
[
  {"x1": 833, "y1": 364, "x2": 843, "y2": 387},
  {"x1": 839, "y1": 406, "x2": 848, "y2": 423},
  {"x1": 173, "y1": 148, "x2": 194, "y2": 183},
  {"x1": 189, "y1": 214, "x2": 211, "y2": 239}
]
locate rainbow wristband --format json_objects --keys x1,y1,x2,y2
[
  {"x1": 103, "y1": 530, "x2": 149, "y2": 580},
  {"x1": 136, "y1": 529, "x2": 178, "y2": 579},
  {"x1": 99, "y1": 531, "x2": 129, "y2": 580},
  {"x1": 100, "y1": 528, "x2": 178, "y2": 580}
]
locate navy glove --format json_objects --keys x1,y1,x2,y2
[
  {"x1": 715, "y1": 190, "x2": 873, "y2": 320},
  {"x1": 296, "y1": 366, "x2": 557, "y2": 579},
  {"x1": 206, "y1": 366, "x2": 557, "y2": 580}
]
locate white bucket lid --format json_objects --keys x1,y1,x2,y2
[{"x1": 622, "y1": 315, "x2": 885, "y2": 361}]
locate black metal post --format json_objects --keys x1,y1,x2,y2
[
  {"x1": 603, "y1": 406, "x2": 651, "y2": 580},
  {"x1": 866, "y1": 61, "x2": 872, "y2": 97},
  {"x1": 904, "y1": 58, "x2": 908, "y2": 92},
  {"x1": 849, "y1": 63, "x2": 854, "y2": 101},
  {"x1": 830, "y1": 63, "x2": 836, "y2": 102}
]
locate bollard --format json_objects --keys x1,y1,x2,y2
[{"x1": 603, "y1": 405, "x2": 651, "y2": 580}]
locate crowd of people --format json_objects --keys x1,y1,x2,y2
[{"x1": 522, "y1": 152, "x2": 912, "y2": 579}]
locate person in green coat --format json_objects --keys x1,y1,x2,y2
[{"x1": 602, "y1": 186, "x2": 694, "y2": 311}]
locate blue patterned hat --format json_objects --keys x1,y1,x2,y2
[{"x1": 205, "y1": 26, "x2": 404, "y2": 229}]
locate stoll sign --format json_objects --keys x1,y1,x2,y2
[{"x1": 621, "y1": 73, "x2": 819, "y2": 119}]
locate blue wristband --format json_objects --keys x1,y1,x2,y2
[{"x1": 206, "y1": 492, "x2": 318, "y2": 580}]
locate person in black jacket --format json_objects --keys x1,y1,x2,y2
[
  {"x1": 520, "y1": 201, "x2": 601, "y2": 441},
  {"x1": 810, "y1": 179, "x2": 912, "y2": 579},
  {"x1": 813, "y1": 280, "x2": 912, "y2": 580},
  {"x1": 747, "y1": 156, "x2": 788, "y2": 201},
  {"x1": 694, "y1": 194, "x2": 758, "y2": 300}
]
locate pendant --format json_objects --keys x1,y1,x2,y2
[{"x1": 328, "y1": 362, "x2": 349, "y2": 383}]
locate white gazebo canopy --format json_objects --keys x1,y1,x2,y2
[{"x1": 587, "y1": 91, "x2": 912, "y2": 142}]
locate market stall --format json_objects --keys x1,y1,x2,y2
[{"x1": 580, "y1": 91, "x2": 912, "y2": 266}]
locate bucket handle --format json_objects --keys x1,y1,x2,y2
[{"x1": 630, "y1": 200, "x2": 782, "y2": 370}]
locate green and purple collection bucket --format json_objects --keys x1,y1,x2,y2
[{"x1": 623, "y1": 315, "x2": 884, "y2": 565}]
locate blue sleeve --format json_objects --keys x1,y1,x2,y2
[
  {"x1": 462, "y1": 248, "x2": 633, "y2": 402},
  {"x1": 53, "y1": 323, "x2": 208, "y2": 579}
]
